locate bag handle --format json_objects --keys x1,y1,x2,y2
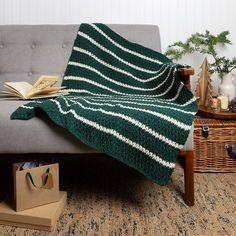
[{"x1": 26, "y1": 167, "x2": 52, "y2": 189}]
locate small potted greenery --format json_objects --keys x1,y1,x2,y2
[{"x1": 165, "y1": 30, "x2": 236, "y2": 80}]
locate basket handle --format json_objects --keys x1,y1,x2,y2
[
  {"x1": 26, "y1": 167, "x2": 53, "y2": 189},
  {"x1": 226, "y1": 144, "x2": 236, "y2": 159}
]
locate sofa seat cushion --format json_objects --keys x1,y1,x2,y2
[
  {"x1": 0, "y1": 100, "x2": 193, "y2": 153},
  {"x1": 0, "y1": 100, "x2": 98, "y2": 153}
]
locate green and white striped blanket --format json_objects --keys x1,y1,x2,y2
[{"x1": 11, "y1": 23, "x2": 198, "y2": 185}]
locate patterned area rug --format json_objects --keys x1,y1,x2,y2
[{"x1": 1, "y1": 156, "x2": 236, "y2": 236}]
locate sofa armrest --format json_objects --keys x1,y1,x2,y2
[{"x1": 177, "y1": 68, "x2": 194, "y2": 90}]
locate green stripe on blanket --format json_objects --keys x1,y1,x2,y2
[{"x1": 11, "y1": 23, "x2": 198, "y2": 185}]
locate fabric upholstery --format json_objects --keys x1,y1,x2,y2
[
  {"x1": 0, "y1": 24, "x2": 193, "y2": 153},
  {"x1": 0, "y1": 25, "x2": 161, "y2": 83},
  {"x1": 0, "y1": 100, "x2": 98, "y2": 153}
]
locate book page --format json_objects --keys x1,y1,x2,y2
[
  {"x1": 4, "y1": 82, "x2": 33, "y2": 99},
  {"x1": 28, "y1": 86, "x2": 66, "y2": 96},
  {"x1": 1, "y1": 76, "x2": 66, "y2": 99},
  {"x1": 29, "y1": 91, "x2": 69, "y2": 99},
  {"x1": 0, "y1": 90, "x2": 68, "y2": 100},
  {"x1": 0, "y1": 90, "x2": 23, "y2": 98},
  {"x1": 27, "y1": 76, "x2": 60, "y2": 98}
]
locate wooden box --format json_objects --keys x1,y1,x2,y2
[
  {"x1": 194, "y1": 116, "x2": 236, "y2": 172},
  {"x1": 0, "y1": 191, "x2": 67, "y2": 231}
]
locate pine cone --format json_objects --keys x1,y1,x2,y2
[{"x1": 229, "y1": 98, "x2": 236, "y2": 112}]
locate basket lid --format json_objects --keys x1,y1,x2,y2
[{"x1": 195, "y1": 116, "x2": 236, "y2": 128}]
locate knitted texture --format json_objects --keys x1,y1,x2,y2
[{"x1": 11, "y1": 23, "x2": 198, "y2": 185}]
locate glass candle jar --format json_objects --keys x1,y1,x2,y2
[
  {"x1": 210, "y1": 97, "x2": 221, "y2": 112},
  {"x1": 217, "y1": 95, "x2": 229, "y2": 111}
]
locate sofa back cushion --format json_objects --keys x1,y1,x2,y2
[{"x1": 0, "y1": 24, "x2": 161, "y2": 84}]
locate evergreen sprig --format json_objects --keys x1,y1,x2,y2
[{"x1": 165, "y1": 30, "x2": 236, "y2": 79}]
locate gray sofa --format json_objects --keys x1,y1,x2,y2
[{"x1": 0, "y1": 25, "x2": 195, "y2": 205}]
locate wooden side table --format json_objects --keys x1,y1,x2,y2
[{"x1": 198, "y1": 105, "x2": 236, "y2": 119}]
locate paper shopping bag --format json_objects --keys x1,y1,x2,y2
[{"x1": 13, "y1": 162, "x2": 60, "y2": 212}]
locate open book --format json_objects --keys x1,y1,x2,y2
[{"x1": 0, "y1": 76, "x2": 68, "y2": 100}]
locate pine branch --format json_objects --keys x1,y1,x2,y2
[{"x1": 165, "y1": 30, "x2": 236, "y2": 79}]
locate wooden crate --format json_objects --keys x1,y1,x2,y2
[{"x1": 194, "y1": 116, "x2": 236, "y2": 172}]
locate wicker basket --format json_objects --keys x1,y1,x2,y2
[{"x1": 194, "y1": 116, "x2": 236, "y2": 172}]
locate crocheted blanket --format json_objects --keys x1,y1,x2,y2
[{"x1": 11, "y1": 23, "x2": 198, "y2": 185}]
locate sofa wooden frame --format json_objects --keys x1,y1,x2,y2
[{"x1": 178, "y1": 67, "x2": 195, "y2": 206}]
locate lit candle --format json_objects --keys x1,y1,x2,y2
[
  {"x1": 210, "y1": 97, "x2": 221, "y2": 112},
  {"x1": 217, "y1": 95, "x2": 229, "y2": 111}
]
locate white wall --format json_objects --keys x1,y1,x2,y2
[{"x1": 1, "y1": 0, "x2": 236, "y2": 91}]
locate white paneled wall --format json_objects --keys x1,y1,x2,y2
[{"x1": 1, "y1": 0, "x2": 235, "y2": 90}]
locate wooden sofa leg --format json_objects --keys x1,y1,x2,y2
[{"x1": 184, "y1": 151, "x2": 194, "y2": 206}]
